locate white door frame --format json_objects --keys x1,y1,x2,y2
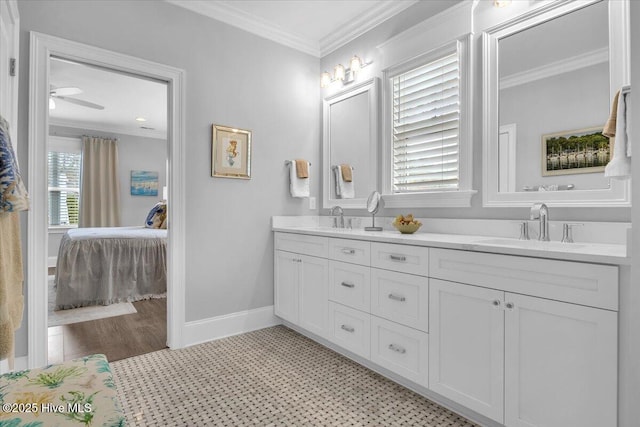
[{"x1": 28, "y1": 32, "x2": 186, "y2": 368}]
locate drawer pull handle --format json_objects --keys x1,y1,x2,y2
[
  {"x1": 388, "y1": 293, "x2": 406, "y2": 302},
  {"x1": 389, "y1": 254, "x2": 406, "y2": 262},
  {"x1": 341, "y1": 248, "x2": 356, "y2": 255},
  {"x1": 341, "y1": 282, "x2": 355, "y2": 288},
  {"x1": 388, "y1": 344, "x2": 406, "y2": 354},
  {"x1": 341, "y1": 325, "x2": 355, "y2": 333}
]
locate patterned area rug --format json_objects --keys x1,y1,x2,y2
[
  {"x1": 48, "y1": 276, "x2": 137, "y2": 327},
  {"x1": 112, "y1": 326, "x2": 478, "y2": 426}
]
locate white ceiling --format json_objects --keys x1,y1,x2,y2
[
  {"x1": 49, "y1": 57, "x2": 167, "y2": 139},
  {"x1": 166, "y1": 0, "x2": 420, "y2": 57}
]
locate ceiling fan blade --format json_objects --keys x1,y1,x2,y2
[
  {"x1": 56, "y1": 96, "x2": 105, "y2": 110},
  {"x1": 51, "y1": 87, "x2": 82, "y2": 96}
]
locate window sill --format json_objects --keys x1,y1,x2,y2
[
  {"x1": 382, "y1": 190, "x2": 477, "y2": 208},
  {"x1": 48, "y1": 225, "x2": 77, "y2": 234}
]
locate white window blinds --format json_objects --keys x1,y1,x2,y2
[
  {"x1": 392, "y1": 51, "x2": 460, "y2": 193},
  {"x1": 48, "y1": 150, "x2": 81, "y2": 226}
]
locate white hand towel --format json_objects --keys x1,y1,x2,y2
[
  {"x1": 289, "y1": 160, "x2": 309, "y2": 198},
  {"x1": 334, "y1": 165, "x2": 354, "y2": 199},
  {"x1": 605, "y1": 91, "x2": 631, "y2": 179}
]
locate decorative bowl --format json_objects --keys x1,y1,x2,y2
[{"x1": 392, "y1": 222, "x2": 422, "y2": 234}]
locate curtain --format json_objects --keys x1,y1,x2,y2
[{"x1": 79, "y1": 136, "x2": 121, "y2": 227}]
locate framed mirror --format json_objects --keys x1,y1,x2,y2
[
  {"x1": 482, "y1": 0, "x2": 630, "y2": 207},
  {"x1": 322, "y1": 78, "x2": 379, "y2": 209}
]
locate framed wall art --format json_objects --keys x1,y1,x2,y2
[
  {"x1": 212, "y1": 125, "x2": 252, "y2": 179},
  {"x1": 541, "y1": 126, "x2": 609, "y2": 176},
  {"x1": 131, "y1": 170, "x2": 159, "y2": 196}
]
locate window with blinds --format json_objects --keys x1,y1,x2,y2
[
  {"x1": 48, "y1": 151, "x2": 81, "y2": 226},
  {"x1": 391, "y1": 51, "x2": 460, "y2": 193}
]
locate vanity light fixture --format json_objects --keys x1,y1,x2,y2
[
  {"x1": 135, "y1": 117, "x2": 147, "y2": 122},
  {"x1": 494, "y1": 0, "x2": 512, "y2": 7},
  {"x1": 320, "y1": 55, "x2": 371, "y2": 88}
]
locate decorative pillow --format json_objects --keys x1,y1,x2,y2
[{"x1": 145, "y1": 201, "x2": 167, "y2": 229}]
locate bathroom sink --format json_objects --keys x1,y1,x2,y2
[{"x1": 479, "y1": 238, "x2": 586, "y2": 250}]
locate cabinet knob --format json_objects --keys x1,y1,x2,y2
[
  {"x1": 505, "y1": 302, "x2": 514, "y2": 309},
  {"x1": 388, "y1": 293, "x2": 406, "y2": 302},
  {"x1": 388, "y1": 343, "x2": 406, "y2": 354},
  {"x1": 340, "y1": 324, "x2": 355, "y2": 333},
  {"x1": 492, "y1": 299, "x2": 501, "y2": 307}
]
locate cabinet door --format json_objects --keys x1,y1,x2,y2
[
  {"x1": 429, "y1": 279, "x2": 505, "y2": 423},
  {"x1": 274, "y1": 250, "x2": 299, "y2": 324},
  {"x1": 298, "y1": 254, "x2": 329, "y2": 338},
  {"x1": 504, "y1": 293, "x2": 617, "y2": 427}
]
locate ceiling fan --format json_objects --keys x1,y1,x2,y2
[{"x1": 49, "y1": 86, "x2": 105, "y2": 110}]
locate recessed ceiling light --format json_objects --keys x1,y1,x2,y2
[{"x1": 135, "y1": 117, "x2": 147, "y2": 122}]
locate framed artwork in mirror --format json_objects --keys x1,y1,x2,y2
[
  {"x1": 542, "y1": 126, "x2": 609, "y2": 176},
  {"x1": 211, "y1": 125, "x2": 252, "y2": 179}
]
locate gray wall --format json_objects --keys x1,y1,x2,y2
[
  {"x1": 15, "y1": 0, "x2": 320, "y2": 355},
  {"x1": 49, "y1": 125, "x2": 168, "y2": 228},
  {"x1": 499, "y1": 63, "x2": 610, "y2": 191},
  {"x1": 321, "y1": 0, "x2": 630, "y2": 222}
]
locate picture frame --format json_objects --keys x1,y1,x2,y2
[
  {"x1": 211, "y1": 125, "x2": 252, "y2": 179},
  {"x1": 541, "y1": 126, "x2": 610, "y2": 176},
  {"x1": 130, "y1": 170, "x2": 159, "y2": 196}
]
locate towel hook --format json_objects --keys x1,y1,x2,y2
[
  {"x1": 332, "y1": 165, "x2": 355, "y2": 170},
  {"x1": 285, "y1": 160, "x2": 311, "y2": 166}
]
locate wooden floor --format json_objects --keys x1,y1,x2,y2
[{"x1": 48, "y1": 298, "x2": 167, "y2": 364}]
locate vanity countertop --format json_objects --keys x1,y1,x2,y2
[{"x1": 272, "y1": 224, "x2": 629, "y2": 266}]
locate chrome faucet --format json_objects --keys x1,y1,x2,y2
[
  {"x1": 330, "y1": 205, "x2": 345, "y2": 228},
  {"x1": 530, "y1": 203, "x2": 550, "y2": 241}
]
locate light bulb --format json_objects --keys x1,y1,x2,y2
[
  {"x1": 334, "y1": 64, "x2": 345, "y2": 81},
  {"x1": 320, "y1": 71, "x2": 331, "y2": 88},
  {"x1": 349, "y1": 55, "x2": 362, "y2": 73}
]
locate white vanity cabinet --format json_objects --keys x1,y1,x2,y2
[
  {"x1": 274, "y1": 233, "x2": 329, "y2": 339},
  {"x1": 273, "y1": 230, "x2": 620, "y2": 427},
  {"x1": 429, "y1": 249, "x2": 618, "y2": 427}
]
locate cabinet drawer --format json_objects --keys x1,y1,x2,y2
[
  {"x1": 328, "y1": 302, "x2": 370, "y2": 359},
  {"x1": 275, "y1": 232, "x2": 329, "y2": 258},
  {"x1": 329, "y1": 261, "x2": 370, "y2": 312},
  {"x1": 371, "y1": 269, "x2": 428, "y2": 332},
  {"x1": 371, "y1": 316, "x2": 429, "y2": 387},
  {"x1": 329, "y1": 238, "x2": 371, "y2": 266},
  {"x1": 429, "y1": 248, "x2": 619, "y2": 311},
  {"x1": 371, "y1": 242, "x2": 429, "y2": 276}
]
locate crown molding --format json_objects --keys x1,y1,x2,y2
[
  {"x1": 165, "y1": 0, "x2": 419, "y2": 58},
  {"x1": 319, "y1": 0, "x2": 419, "y2": 57},
  {"x1": 500, "y1": 47, "x2": 608, "y2": 90},
  {"x1": 165, "y1": 0, "x2": 320, "y2": 57},
  {"x1": 49, "y1": 118, "x2": 167, "y2": 140}
]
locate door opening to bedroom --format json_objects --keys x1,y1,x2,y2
[{"x1": 47, "y1": 57, "x2": 169, "y2": 364}]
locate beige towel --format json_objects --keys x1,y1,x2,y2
[
  {"x1": 340, "y1": 164, "x2": 353, "y2": 182},
  {"x1": 295, "y1": 159, "x2": 309, "y2": 178},
  {"x1": 603, "y1": 90, "x2": 620, "y2": 138},
  {"x1": 0, "y1": 212, "x2": 24, "y2": 370}
]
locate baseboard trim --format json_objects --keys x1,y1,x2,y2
[
  {"x1": 0, "y1": 356, "x2": 28, "y2": 374},
  {"x1": 183, "y1": 305, "x2": 281, "y2": 348},
  {"x1": 48, "y1": 256, "x2": 57, "y2": 268}
]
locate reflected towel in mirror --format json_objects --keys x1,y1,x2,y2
[{"x1": 334, "y1": 165, "x2": 354, "y2": 199}]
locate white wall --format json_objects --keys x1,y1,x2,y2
[
  {"x1": 321, "y1": 0, "x2": 630, "y2": 222},
  {"x1": 16, "y1": 0, "x2": 320, "y2": 356}
]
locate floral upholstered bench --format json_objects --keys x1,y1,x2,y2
[{"x1": 0, "y1": 354, "x2": 125, "y2": 426}]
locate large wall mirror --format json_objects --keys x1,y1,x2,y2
[
  {"x1": 322, "y1": 78, "x2": 379, "y2": 209},
  {"x1": 482, "y1": 0, "x2": 630, "y2": 207}
]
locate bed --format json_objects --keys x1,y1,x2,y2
[{"x1": 55, "y1": 226, "x2": 167, "y2": 310}]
